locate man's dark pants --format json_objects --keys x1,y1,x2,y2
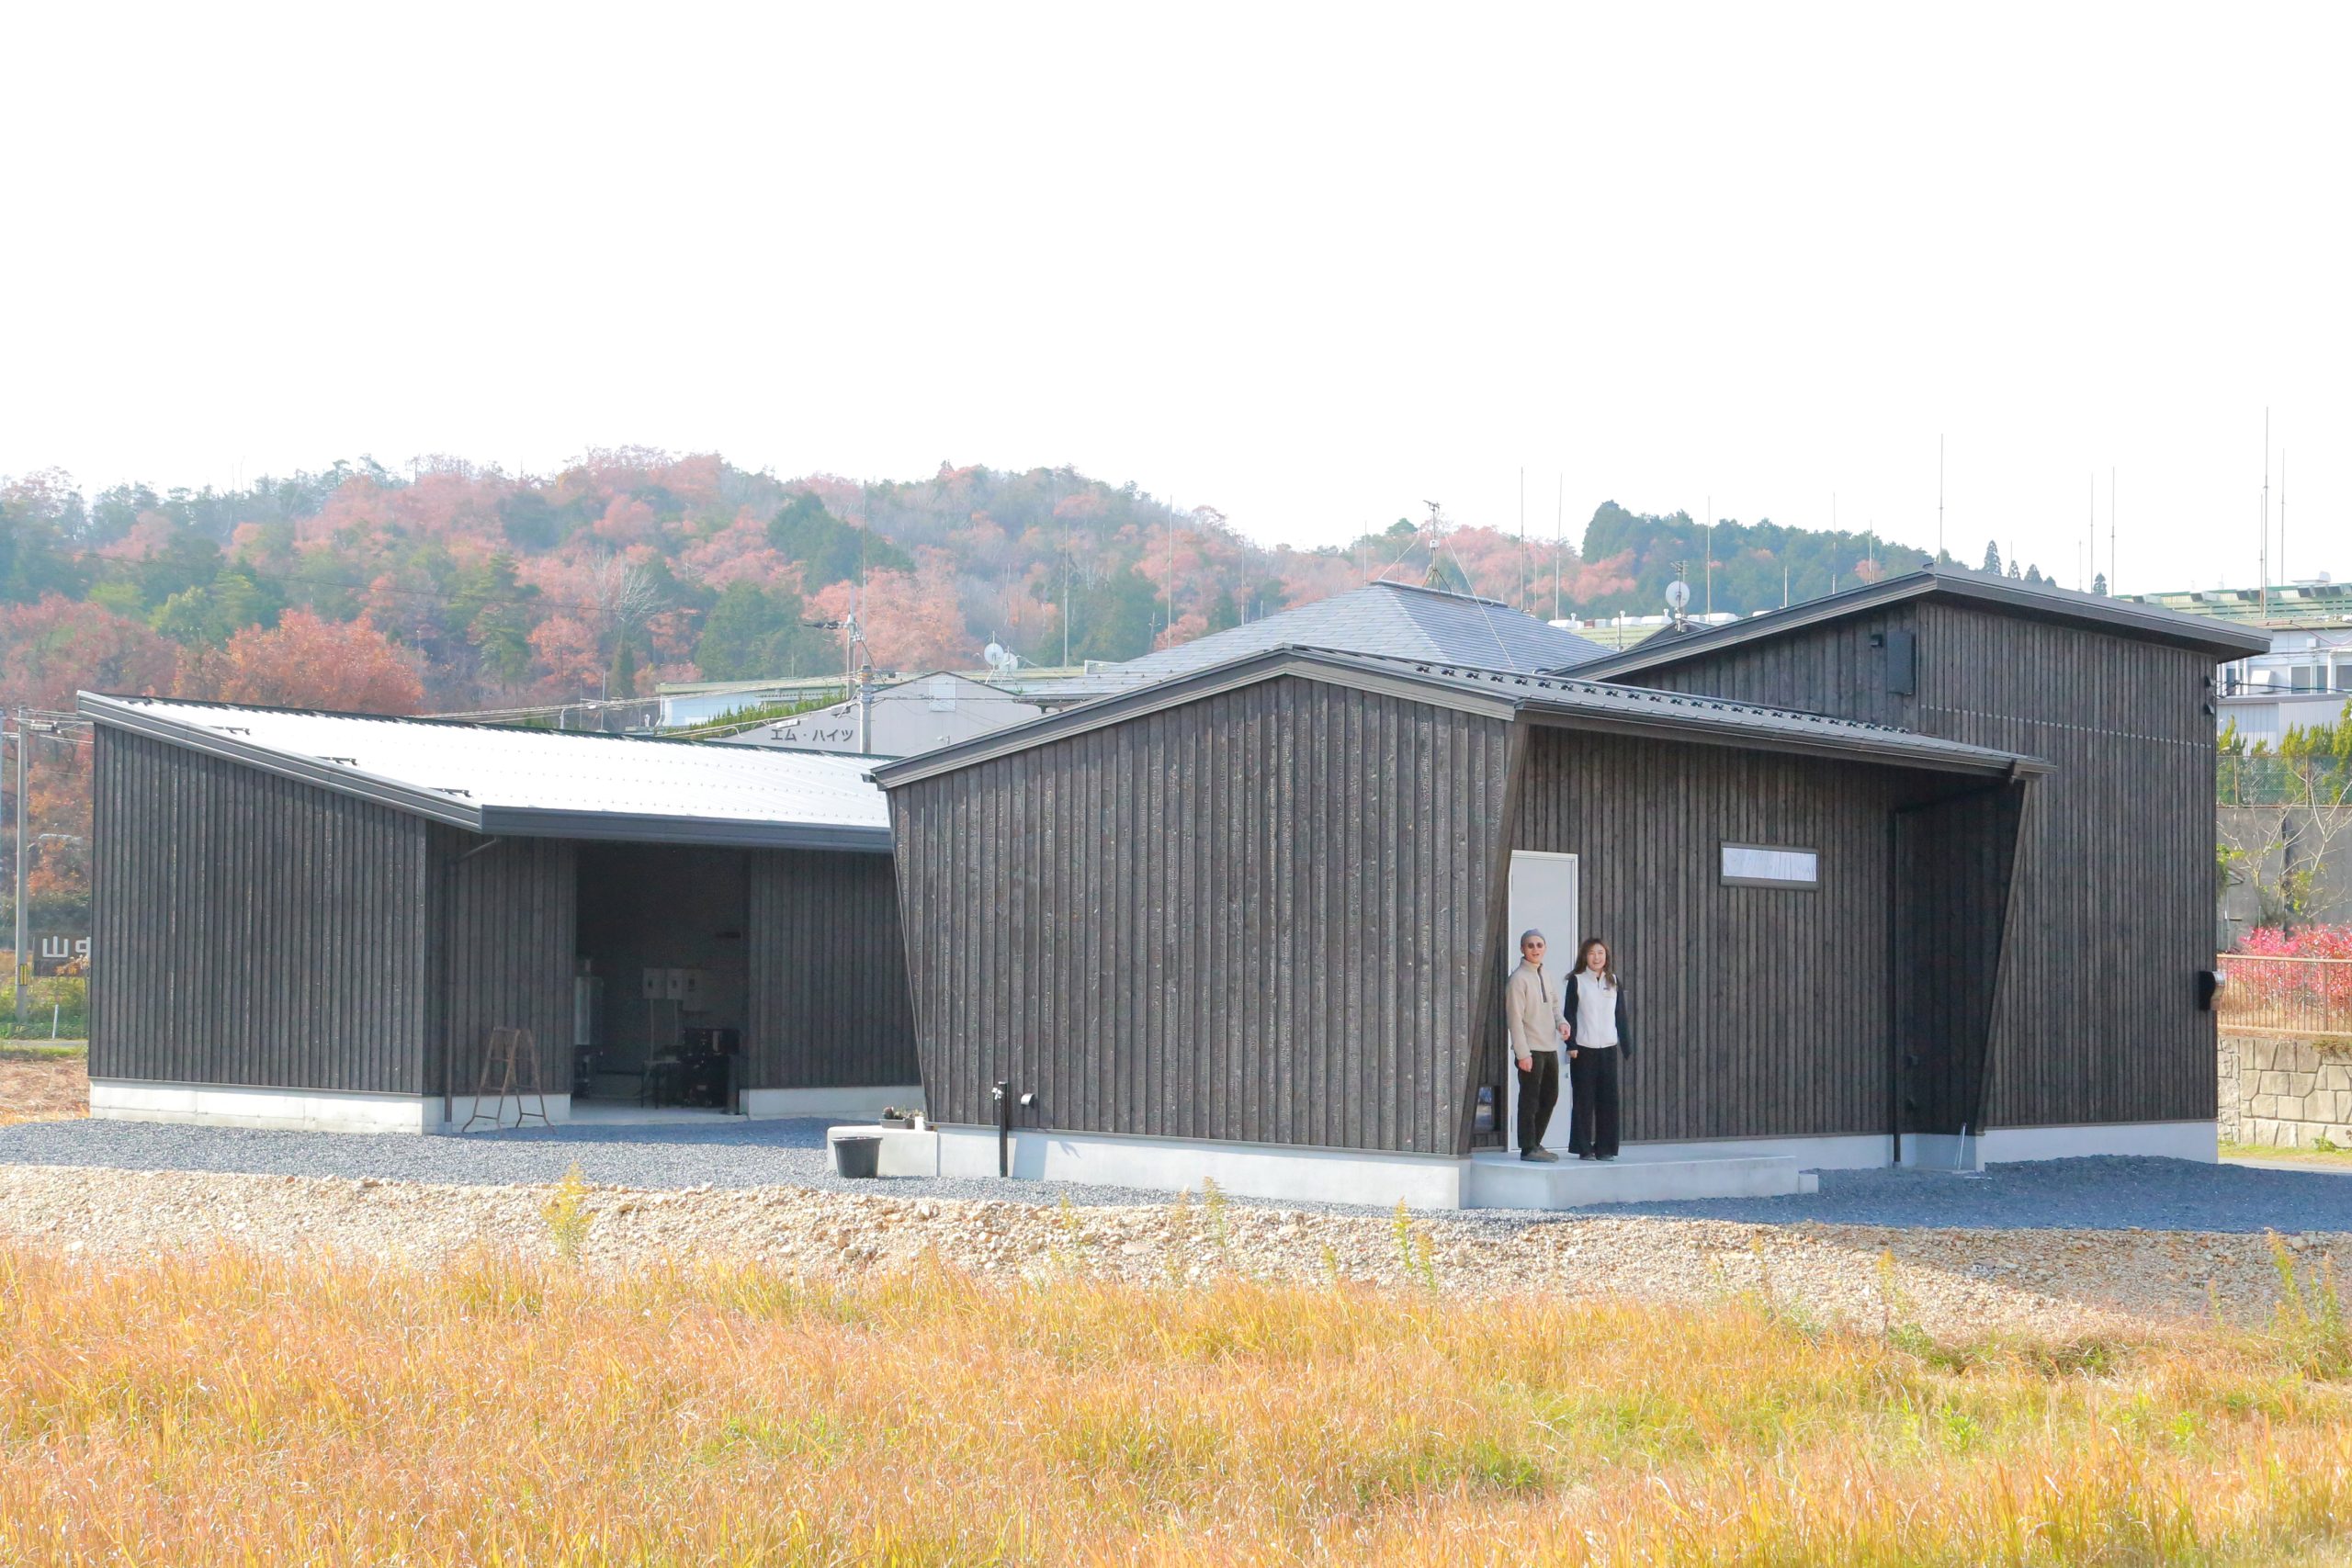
[
  {"x1": 1515, "y1": 1051, "x2": 1560, "y2": 1155},
  {"x1": 1567, "y1": 1047, "x2": 1621, "y2": 1158}
]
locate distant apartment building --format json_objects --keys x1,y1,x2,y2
[{"x1": 2121, "y1": 581, "x2": 2352, "y2": 748}]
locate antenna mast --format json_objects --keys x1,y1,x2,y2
[
  {"x1": 1704, "y1": 495, "x2": 1713, "y2": 619},
  {"x1": 1937, "y1": 435, "x2": 1946, "y2": 563},
  {"x1": 1554, "y1": 472, "x2": 1563, "y2": 622},
  {"x1": 2260, "y1": 411, "x2": 2270, "y2": 623},
  {"x1": 2109, "y1": 467, "x2": 2116, "y2": 597}
]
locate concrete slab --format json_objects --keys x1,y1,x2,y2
[{"x1": 1464, "y1": 1151, "x2": 1816, "y2": 1209}]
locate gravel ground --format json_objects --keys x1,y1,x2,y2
[
  {"x1": 1, "y1": 1161, "x2": 2344, "y2": 1338},
  {"x1": 4, "y1": 1114, "x2": 2352, "y2": 1232}
]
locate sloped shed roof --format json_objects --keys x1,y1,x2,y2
[
  {"x1": 874, "y1": 643, "x2": 2044, "y2": 787},
  {"x1": 1106, "y1": 581, "x2": 1611, "y2": 682},
  {"x1": 1570, "y1": 565, "x2": 2272, "y2": 680},
  {"x1": 80, "y1": 694, "x2": 891, "y2": 851}
]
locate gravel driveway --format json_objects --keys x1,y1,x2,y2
[{"x1": 3, "y1": 1116, "x2": 2351, "y2": 1232}]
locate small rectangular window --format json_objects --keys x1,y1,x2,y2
[{"x1": 1722, "y1": 843, "x2": 1819, "y2": 889}]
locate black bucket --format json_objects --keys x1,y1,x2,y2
[{"x1": 833, "y1": 1134, "x2": 882, "y2": 1179}]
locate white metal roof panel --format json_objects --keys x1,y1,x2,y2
[{"x1": 80, "y1": 694, "x2": 891, "y2": 851}]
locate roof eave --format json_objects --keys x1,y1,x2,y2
[
  {"x1": 81, "y1": 691, "x2": 488, "y2": 832},
  {"x1": 80, "y1": 691, "x2": 892, "y2": 851},
  {"x1": 1568, "y1": 571, "x2": 2270, "y2": 680},
  {"x1": 1514, "y1": 700, "x2": 2038, "y2": 778},
  {"x1": 478, "y1": 807, "x2": 891, "y2": 852}
]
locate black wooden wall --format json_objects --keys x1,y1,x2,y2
[
  {"x1": 888, "y1": 676, "x2": 1515, "y2": 1154},
  {"x1": 1892, "y1": 781, "x2": 2030, "y2": 1135},
  {"x1": 431, "y1": 829, "x2": 577, "y2": 1100},
  {"x1": 747, "y1": 849, "x2": 921, "y2": 1089},
  {"x1": 1623, "y1": 599, "x2": 2218, "y2": 1129},
  {"x1": 1508, "y1": 727, "x2": 1974, "y2": 1143},
  {"x1": 1915, "y1": 604, "x2": 2217, "y2": 1128},
  {"x1": 1632, "y1": 605, "x2": 1922, "y2": 728},
  {"x1": 94, "y1": 726, "x2": 918, "y2": 1101},
  {"x1": 92, "y1": 727, "x2": 434, "y2": 1093}
]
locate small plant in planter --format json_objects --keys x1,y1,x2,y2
[{"x1": 878, "y1": 1106, "x2": 917, "y2": 1128}]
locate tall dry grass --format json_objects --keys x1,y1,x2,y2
[{"x1": 0, "y1": 1238, "x2": 2348, "y2": 1565}]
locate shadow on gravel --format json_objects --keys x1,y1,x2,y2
[{"x1": 1601, "y1": 1156, "x2": 2352, "y2": 1234}]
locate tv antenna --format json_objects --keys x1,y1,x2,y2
[{"x1": 1665, "y1": 569, "x2": 1691, "y2": 632}]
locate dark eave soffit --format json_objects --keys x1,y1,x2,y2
[{"x1": 79, "y1": 693, "x2": 892, "y2": 853}]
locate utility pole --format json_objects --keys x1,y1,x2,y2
[
  {"x1": 1703, "y1": 496, "x2": 1713, "y2": 619},
  {"x1": 1554, "y1": 472, "x2": 1564, "y2": 622},
  {"x1": 10, "y1": 712, "x2": 26, "y2": 1030}
]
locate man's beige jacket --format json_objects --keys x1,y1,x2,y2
[{"x1": 1505, "y1": 961, "x2": 1558, "y2": 1067}]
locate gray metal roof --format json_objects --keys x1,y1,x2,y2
[
  {"x1": 1106, "y1": 581, "x2": 1611, "y2": 682},
  {"x1": 873, "y1": 643, "x2": 2044, "y2": 787},
  {"x1": 1570, "y1": 565, "x2": 2273, "y2": 680},
  {"x1": 80, "y1": 693, "x2": 891, "y2": 851}
]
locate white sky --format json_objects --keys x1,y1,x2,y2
[{"x1": 5, "y1": 3, "x2": 2346, "y2": 594}]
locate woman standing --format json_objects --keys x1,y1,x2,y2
[{"x1": 1563, "y1": 936, "x2": 1633, "y2": 1161}]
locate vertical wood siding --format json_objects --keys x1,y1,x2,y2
[
  {"x1": 1636, "y1": 607, "x2": 1922, "y2": 728},
  {"x1": 746, "y1": 850, "x2": 920, "y2": 1088},
  {"x1": 429, "y1": 829, "x2": 577, "y2": 1100},
  {"x1": 1627, "y1": 601, "x2": 2219, "y2": 1129},
  {"x1": 888, "y1": 677, "x2": 1514, "y2": 1154},
  {"x1": 90, "y1": 728, "x2": 432, "y2": 1094},
  {"x1": 1510, "y1": 728, "x2": 1950, "y2": 1141},
  {"x1": 1893, "y1": 781, "x2": 2030, "y2": 1134},
  {"x1": 1912, "y1": 604, "x2": 2218, "y2": 1128}
]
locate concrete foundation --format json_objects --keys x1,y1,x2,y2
[{"x1": 85, "y1": 1079, "x2": 562, "y2": 1135}]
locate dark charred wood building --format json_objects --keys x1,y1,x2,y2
[
  {"x1": 1571, "y1": 565, "x2": 2269, "y2": 1157},
  {"x1": 81, "y1": 694, "x2": 917, "y2": 1133},
  {"x1": 869, "y1": 570, "x2": 2263, "y2": 1207}
]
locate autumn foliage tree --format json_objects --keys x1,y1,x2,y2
[{"x1": 177, "y1": 610, "x2": 424, "y2": 715}]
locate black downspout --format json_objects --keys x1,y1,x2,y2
[{"x1": 993, "y1": 1079, "x2": 1012, "y2": 1176}]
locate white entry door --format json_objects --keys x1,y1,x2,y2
[{"x1": 1503, "y1": 851, "x2": 1578, "y2": 1151}]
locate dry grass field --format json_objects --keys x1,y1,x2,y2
[
  {"x1": 0, "y1": 1045, "x2": 85, "y2": 1124},
  {"x1": 2, "y1": 1228, "x2": 2351, "y2": 1565}
]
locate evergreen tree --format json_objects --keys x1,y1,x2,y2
[
  {"x1": 1981, "y1": 541, "x2": 2002, "y2": 574},
  {"x1": 766, "y1": 492, "x2": 911, "y2": 592},
  {"x1": 2092, "y1": 571, "x2": 2109, "y2": 597},
  {"x1": 608, "y1": 637, "x2": 637, "y2": 698}
]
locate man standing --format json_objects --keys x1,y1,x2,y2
[{"x1": 1505, "y1": 930, "x2": 1563, "y2": 1161}]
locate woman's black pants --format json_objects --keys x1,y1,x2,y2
[{"x1": 1567, "y1": 1048, "x2": 1621, "y2": 1158}]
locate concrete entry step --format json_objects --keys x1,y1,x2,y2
[{"x1": 1464, "y1": 1152, "x2": 1817, "y2": 1210}]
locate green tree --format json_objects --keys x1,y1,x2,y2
[
  {"x1": 1066, "y1": 568, "x2": 1160, "y2": 662},
  {"x1": 766, "y1": 492, "x2": 910, "y2": 592},
  {"x1": 1982, "y1": 541, "x2": 2002, "y2": 574},
  {"x1": 695, "y1": 581, "x2": 786, "y2": 680},
  {"x1": 149, "y1": 569, "x2": 282, "y2": 646},
  {"x1": 608, "y1": 637, "x2": 638, "y2": 698}
]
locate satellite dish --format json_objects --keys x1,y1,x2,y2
[
  {"x1": 1664, "y1": 581, "x2": 1691, "y2": 612},
  {"x1": 983, "y1": 642, "x2": 1008, "y2": 670}
]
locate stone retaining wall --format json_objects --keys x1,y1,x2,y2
[{"x1": 2222, "y1": 1031, "x2": 2352, "y2": 1149}]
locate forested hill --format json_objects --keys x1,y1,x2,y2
[{"x1": 2, "y1": 452, "x2": 2006, "y2": 721}]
